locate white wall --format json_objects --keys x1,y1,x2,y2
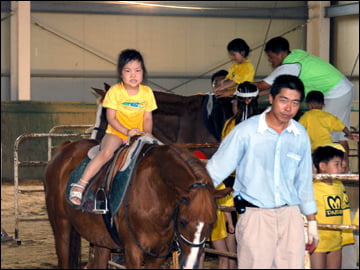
[
  {"x1": 2, "y1": 10, "x2": 306, "y2": 101},
  {"x1": 1, "y1": 2, "x2": 358, "y2": 104}
]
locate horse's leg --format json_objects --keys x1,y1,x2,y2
[
  {"x1": 143, "y1": 244, "x2": 170, "y2": 269},
  {"x1": 145, "y1": 257, "x2": 168, "y2": 269},
  {"x1": 52, "y1": 218, "x2": 73, "y2": 269},
  {"x1": 90, "y1": 246, "x2": 111, "y2": 269},
  {"x1": 124, "y1": 244, "x2": 143, "y2": 269},
  {"x1": 69, "y1": 227, "x2": 81, "y2": 268},
  {"x1": 84, "y1": 243, "x2": 95, "y2": 269}
]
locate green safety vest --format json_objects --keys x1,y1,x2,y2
[{"x1": 282, "y1": 49, "x2": 344, "y2": 96}]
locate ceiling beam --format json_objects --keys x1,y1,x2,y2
[
  {"x1": 1, "y1": 1, "x2": 308, "y2": 19},
  {"x1": 325, "y1": 2, "x2": 359, "y2": 18}
]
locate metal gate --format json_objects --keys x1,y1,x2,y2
[{"x1": 12, "y1": 125, "x2": 93, "y2": 243}]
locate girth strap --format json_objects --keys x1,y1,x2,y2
[{"x1": 102, "y1": 211, "x2": 122, "y2": 248}]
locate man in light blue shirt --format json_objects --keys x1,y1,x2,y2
[{"x1": 206, "y1": 74, "x2": 318, "y2": 268}]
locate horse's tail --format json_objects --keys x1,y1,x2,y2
[{"x1": 69, "y1": 226, "x2": 82, "y2": 268}]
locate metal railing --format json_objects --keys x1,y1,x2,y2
[{"x1": 13, "y1": 125, "x2": 93, "y2": 243}]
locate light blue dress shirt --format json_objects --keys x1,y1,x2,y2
[{"x1": 206, "y1": 108, "x2": 317, "y2": 216}]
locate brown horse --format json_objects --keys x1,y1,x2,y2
[
  {"x1": 90, "y1": 83, "x2": 233, "y2": 157},
  {"x1": 44, "y1": 137, "x2": 231, "y2": 268}
]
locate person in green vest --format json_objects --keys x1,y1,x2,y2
[{"x1": 215, "y1": 36, "x2": 354, "y2": 172}]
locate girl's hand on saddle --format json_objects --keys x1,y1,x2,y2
[
  {"x1": 127, "y1": 128, "x2": 141, "y2": 137},
  {"x1": 142, "y1": 131, "x2": 154, "y2": 138}
]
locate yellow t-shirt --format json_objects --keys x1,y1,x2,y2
[
  {"x1": 102, "y1": 82, "x2": 157, "y2": 140},
  {"x1": 313, "y1": 180, "x2": 354, "y2": 253},
  {"x1": 221, "y1": 118, "x2": 236, "y2": 139},
  {"x1": 225, "y1": 59, "x2": 255, "y2": 90},
  {"x1": 208, "y1": 182, "x2": 235, "y2": 241},
  {"x1": 207, "y1": 118, "x2": 237, "y2": 241},
  {"x1": 298, "y1": 109, "x2": 345, "y2": 152}
]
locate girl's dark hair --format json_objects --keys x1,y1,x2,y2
[
  {"x1": 117, "y1": 49, "x2": 147, "y2": 82},
  {"x1": 270, "y1": 74, "x2": 305, "y2": 102},
  {"x1": 227, "y1": 38, "x2": 250, "y2": 57},
  {"x1": 312, "y1": 146, "x2": 344, "y2": 172},
  {"x1": 222, "y1": 82, "x2": 259, "y2": 132}
]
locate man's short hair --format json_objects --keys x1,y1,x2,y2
[
  {"x1": 265, "y1": 36, "x2": 290, "y2": 54},
  {"x1": 211, "y1": 69, "x2": 228, "y2": 84},
  {"x1": 270, "y1": 75, "x2": 305, "y2": 102}
]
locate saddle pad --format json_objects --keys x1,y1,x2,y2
[
  {"x1": 66, "y1": 136, "x2": 162, "y2": 215},
  {"x1": 66, "y1": 157, "x2": 95, "y2": 212},
  {"x1": 87, "y1": 144, "x2": 100, "y2": 159},
  {"x1": 87, "y1": 135, "x2": 163, "y2": 170},
  {"x1": 66, "y1": 157, "x2": 134, "y2": 214}
]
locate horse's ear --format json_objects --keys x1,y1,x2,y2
[
  {"x1": 91, "y1": 87, "x2": 106, "y2": 97},
  {"x1": 104, "y1": 82, "x2": 111, "y2": 91},
  {"x1": 213, "y1": 187, "x2": 233, "y2": 200},
  {"x1": 91, "y1": 87, "x2": 107, "y2": 103}
]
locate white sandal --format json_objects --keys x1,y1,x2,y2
[{"x1": 69, "y1": 179, "x2": 88, "y2": 205}]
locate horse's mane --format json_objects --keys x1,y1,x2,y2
[
  {"x1": 167, "y1": 144, "x2": 216, "y2": 222},
  {"x1": 168, "y1": 144, "x2": 210, "y2": 184},
  {"x1": 53, "y1": 140, "x2": 72, "y2": 155}
]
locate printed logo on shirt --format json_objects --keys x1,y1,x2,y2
[
  {"x1": 325, "y1": 195, "x2": 342, "y2": 217},
  {"x1": 122, "y1": 101, "x2": 146, "y2": 110}
]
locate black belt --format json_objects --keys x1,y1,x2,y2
[
  {"x1": 243, "y1": 199, "x2": 258, "y2": 208},
  {"x1": 234, "y1": 196, "x2": 258, "y2": 214},
  {"x1": 244, "y1": 201, "x2": 288, "y2": 209},
  {"x1": 234, "y1": 196, "x2": 288, "y2": 214}
]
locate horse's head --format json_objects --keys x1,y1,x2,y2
[
  {"x1": 174, "y1": 183, "x2": 232, "y2": 268},
  {"x1": 163, "y1": 145, "x2": 232, "y2": 268}
]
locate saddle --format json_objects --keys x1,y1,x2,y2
[{"x1": 66, "y1": 135, "x2": 163, "y2": 215}]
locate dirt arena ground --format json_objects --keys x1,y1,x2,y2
[
  {"x1": 2, "y1": 179, "x2": 358, "y2": 269},
  {"x1": 1, "y1": 179, "x2": 219, "y2": 269}
]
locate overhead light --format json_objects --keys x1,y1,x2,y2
[{"x1": 117, "y1": 1, "x2": 226, "y2": 10}]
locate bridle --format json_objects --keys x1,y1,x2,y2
[
  {"x1": 125, "y1": 180, "x2": 212, "y2": 258},
  {"x1": 173, "y1": 182, "x2": 210, "y2": 248}
]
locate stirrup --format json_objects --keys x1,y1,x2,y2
[{"x1": 93, "y1": 188, "x2": 109, "y2": 214}]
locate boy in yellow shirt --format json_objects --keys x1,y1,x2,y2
[
  {"x1": 299, "y1": 90, "x2": 354, "y2": 172},
  {"x1": 311, "y1": 144, "x2": 354, "y2": 269}
]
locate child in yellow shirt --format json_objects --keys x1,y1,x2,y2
[
  {"x1": 213, "y1": 38, "x2": 255, "y2": 98},
  {"x1": 69, "y1": 49, "x2": 157, "y2": 206},
  {"x1": 311, "y1": 144, "x2": 354, "y2": 269},
  {"x1": 299, "y1": 90, "x2": 354, "y2": 172}
]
